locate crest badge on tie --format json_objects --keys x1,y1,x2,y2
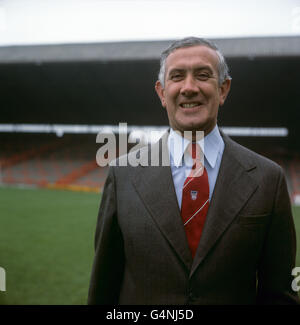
[{"x1": 191, "y1": 190, "x2": 198, "y2": 200}]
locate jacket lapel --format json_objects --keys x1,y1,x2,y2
[
  {"x1": 190, "y1": 133, "x2": 258, "y2": 277},
  {"x1": 131, "y1": 132, "x2": 193, "y2": 271},
  {"x1": 131, "y1": 130, "x2": 259, "y2": 275}
]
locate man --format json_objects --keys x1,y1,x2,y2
[{"x1": 88, "y1": 37, "x2": 299, "y2": 304}]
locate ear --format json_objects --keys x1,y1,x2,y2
[
  {"x1": 155, "y1": 80, "x2": 166, "y2": 108},
  {"x1": 219, "y1": 78, "x2": 231, "y2": 106}
]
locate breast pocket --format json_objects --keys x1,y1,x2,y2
[{"x1": 237, "y1": 213, "x2": 269, "y2": 226}]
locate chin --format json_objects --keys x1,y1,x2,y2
[{"x1": 178, "y1": 121, "x2": 207, "y2": 133}]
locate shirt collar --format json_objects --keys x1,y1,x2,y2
[{"x1": 168, "y1": 125, "x2": 224, "y2": 168}]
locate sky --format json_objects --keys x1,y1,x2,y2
[{"x1": 0, "y1": 0, "x2": 300, "y2": 46}]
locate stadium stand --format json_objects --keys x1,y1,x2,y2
[
  {"x1": 0, "y1": 37, "x2": 299, "y2": 204},
  {"x1": 0, "y1": 133, "x2": 108, "y2": 193},
  {"x1": 0, "y1": 132, "x2": 299, "y2": 206}
]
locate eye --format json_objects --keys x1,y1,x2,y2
[
  {"x1": 196, "y1": 73, "x2": 210, "y2": 80},
  {"x1": 170, "y1": 74, "x2": 183, "y2": 81}
]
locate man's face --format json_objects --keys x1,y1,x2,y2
[{"x1": 155, "y1": 45, "x2": 231, "y2": 136}]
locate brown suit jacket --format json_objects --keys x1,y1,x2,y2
[{"x1": 88, "y1": 131, "x2": 299, "y2": 305}]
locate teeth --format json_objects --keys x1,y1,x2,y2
[{"x1": 182, "y1": 103, "x2": 199, "y2": 108}]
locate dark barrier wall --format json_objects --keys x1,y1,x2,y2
[{"x1": 1, "y1": 57, "x2": 299, "y2": 150}]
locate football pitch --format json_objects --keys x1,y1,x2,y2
[{"x1": 0, "y1": 186, "x2": 300, "y2": 305}]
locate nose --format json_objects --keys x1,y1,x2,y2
[{"x1": 180, "y1": 75, "x2": 199, "y2": 97}]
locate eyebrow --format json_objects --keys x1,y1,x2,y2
[
  {"x1": 194, "y1": 66, "x2": 214, "y2": 74},
  {"x1": 168, "y1": 68, "x2": 185, "y2": 75},
  {"x1": 168, "y1": 66, "x2": 214, "y2": 76}
]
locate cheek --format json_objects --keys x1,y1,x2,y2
[
  {"x1": 205, "y1": 89, "x2": 222, "y2": 109},
  {"x1": 164, "y1": 84, "x2": 180, "y2": 100}
]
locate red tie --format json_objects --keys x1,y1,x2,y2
[{"x1": 181, "y1": 143, "x2": 209, "y2": 258}]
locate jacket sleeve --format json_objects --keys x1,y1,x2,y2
[
  {"x1": 87, "y1": 167, "x2": 124, "y2": 305},
  {"x1": 256, "y1": 167, "x2": 300, "y2": 304}
]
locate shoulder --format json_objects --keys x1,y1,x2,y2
[
  {"x1": 110, "y1": 143, "x2": 151, "y2": 168},
  {"x1": 222, "y1": 132, "x2": 283, "y2": 176},
  {"x1": 109, "y1": 130, "x2": 170, "y2": 170}
]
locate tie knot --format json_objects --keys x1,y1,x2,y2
[
  {"x1": 186, "y1": 142, "x2": 204, "y2": 176},
  {"x1": 187, "y1": 142, "x2": 202, "y2": 161}
]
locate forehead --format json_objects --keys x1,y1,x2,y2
[{"x1": 165, "y1": 45, "x2": 219, "y2": 74}]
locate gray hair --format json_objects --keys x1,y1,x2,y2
[{"x1": 158, "y1": 37, "x2": 231, "y2": 87}]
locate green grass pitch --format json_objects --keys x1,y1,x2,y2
[
  {"x1": 0, "y1": 186, "x2": 100, "y2": 305},
  {"x1": 0, "y1": 186, "x2": 299, "y2": 304}
]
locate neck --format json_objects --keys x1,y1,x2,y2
[{"x1": 173, "y1": 125, "x2": 216, "y2": 142}]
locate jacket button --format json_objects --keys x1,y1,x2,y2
[{"x1": 188, "y1": 290, "x2": 195, "y2": 302}]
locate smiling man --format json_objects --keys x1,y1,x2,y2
[
  {"x1": 155, "y1": 42, "x2": 231, "y2": 137},
  {"x1": 88, "y1": 37, "x2": 299, "y2": 305}
]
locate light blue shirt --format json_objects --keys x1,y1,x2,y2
[{"x1": 168, "y1": 125, "x2": 225, "y2": 209}]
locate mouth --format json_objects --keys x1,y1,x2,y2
[{"x1": 179, "y1": 102, "x2": 203, "y2": 109}]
